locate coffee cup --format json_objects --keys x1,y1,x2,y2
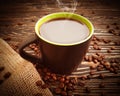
[{"x1": 19, "y1": 12, "x2": 94, "y2": 74}]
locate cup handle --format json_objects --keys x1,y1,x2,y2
[{"x1": 19, "y1": 34, "x2": 41, "y2": 62}]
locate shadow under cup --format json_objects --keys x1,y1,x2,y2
[{"x1": 35, "y1": 12, "x2": 94, "y2": 74}]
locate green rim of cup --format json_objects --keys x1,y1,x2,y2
[{"x1": 35, "y1": 12, "x2": 94, "y2": 46}]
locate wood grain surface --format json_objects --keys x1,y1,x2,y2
[{"x1": 0, "y1": 0, "x2": 120, "y2": 96}]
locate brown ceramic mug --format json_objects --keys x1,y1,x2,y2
[{"x1": 19, "y1": 12, "x2": 94, "y2": 74}]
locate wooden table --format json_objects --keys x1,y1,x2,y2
[{"x1": 0, "y1": 0, "x2": 120, "y2": 96}]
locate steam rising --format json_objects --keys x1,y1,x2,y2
[{"x1": 56, "y1": 0, "x2": 78, "y2": 13}]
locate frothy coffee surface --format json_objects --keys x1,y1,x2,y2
[{"x1": 40, "y1": 19, "x2": 89, "y2": 44}]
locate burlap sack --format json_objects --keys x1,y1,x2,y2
[{"x1": 0, "y1": 38, "x2": 53, "y2": 96}]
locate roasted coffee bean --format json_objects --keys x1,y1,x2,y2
[
  {"x1": 106, "y1": 25, "x2": 110, "y2": 29},
  {"x1": 88, "y1": 56, "x2": 92, "y2": 62},
  {"x1": 52, "y1": 75, "x2": 57, "y2": 81},
  {"x1": 41, "y1": 84, "x2": 49, "y2": 89},
  {"x1": 55, "y1": 88, "x2": 61, "y2": 94},
  {"x1": 0, "y1": 66, "x2": 5, "y2": 72},
  {"x1": 46, "y1": 72, "x2": 51, "y2": 76},
  {"x1": 91, "y1": 11, "x2": 95, "y2": 14},
  {"x1": 85, "y1": 87, "x2": 91, "y2": 93},
  {"x1": 98, "y1": 74, "x2": 105, "y2": 79},
  {"x1": 112, "y1": 22, "x2": 117, "y2": 25},
  {"x1": 109, "y1": 68, "x2": 114, "y2": 72},
  {"x1": 99, "y1": 82, "x2": 105, "y2": 88},
  {"x1": 87, "y1": 75, "x2": 92, "y2": 79},
  {"x1": 0, "y1": 79, "x2": 4, "y2": 85},
  {"x1": 70, "y1": 78, "x2": 77, "y2": 85},
  {"x1": 78, "y1": 81, "x2": 85, "y2": 87},
  {"x1": 3, "y1": 37, "x2": 11, "y2": 41},
  {"x1": 97, "y1": 66, "x2": 103, "y2": 71},
  {"x1": 34, "y1": 93, "x2": 43, "y2": 96},
  {"x1": 17, "y1": 22, "x2": 23, "y2": 25},
  {"x1": 84, "y1": 55, "x2": 89, "y2": 61},
  {"x1": 81, "y1": 75, "x2": 87, "y2": 80},
  {"x1": 44, "y1": 75, "x2": 50, "y2": 81},
  {"x1": 108, "y1": 29, "x2": 115, "y2": 33},
  {"x1": 59, "y1": 77, "x2": 65, "y2": 83},
  {"x1": 36, "y1": 80, "x2": 42, "y2": 86},
  {"x1": 90, "y1": 70, "x2": 95, "y2": 75},
  {"x1": 61, "y1": 91, "x2": 67, "y2": 96},
  {"x1": 107, "y1": 49, "x2": 112, "y2": 53},
  {"x1": 90, "y1": 65, "x2": 96, "y2": 69},
  {"x1": 111, "y1": 46, "x2": 115, "y2": 50},
  {"x1": 4, "y1": 72, "x2": 11, "y2": 79},
  {"x1": 65, "y1": 80, "x2": 69, "y2": 84},
  {"x1": 116, "y1": 26, "x2": 119, "y2": 30},
  {"x1": 67, "y1": 91, "x2": 73, "y2": 96},
  {"x1": 101, "y1": 92, "x2": 106, "y2": 96},
  {"x1": 59, "y1": 83, "x2": 65, "y2": 88}
]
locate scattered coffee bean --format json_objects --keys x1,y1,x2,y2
[
  {"x1": 112, "y1": 22, "x2": 117, "y2": 25},
  {"x1": 106, "y1": 25, "x2": 110, "y2": 29},
  {"x1": 61, "y1": 91, "x2": 67, "y2": 95},
  {"x1": 70, "y1": 78, "x2": 77, "y2": 85},
  {"x1": 99, "y1": 82, "x2": 105, "y2": 88},
  {"x1": 59, "y1": 83, "x2": 65, "y2": 88},
  {"x1": 85, "y1": 87, "x2": 91, "y2": 93},
  {"x1": 36, "y1": 80, "x2": 42, "y2": 86},
  {"x1": 4, "y1": 72, "x2": 11, "y2": 79},
  {"x1": 81, "y1": 75, "x2": 87, "y2": 80},
  {"x1": 3, "y1": 37, "x2": 11, "y2": 41},
  {"x1": 17, "y1": 22, "x2": 23, "y2": 26},
  {"x1": 109, "y1": 68, "x2": 114, "y2": 72},
  {"x1": 115, "y1": 26, "x2": 119, "y2": 30},
  {"x1": 0, "y1": 66, "x2": 5, "y2": 72},
  {"x1": 91, "y1": 11, "x2": 95, "y2": 14},
  {"x1": 34, "y1": 93, "x2": 43, "y2": 96},
  {"x1": 90, "y1": 70, "x2": 95, "y2": 75},
  {"x1": 55, "y1": 88, "x2": 61, "y2": 94},
  {"x1": 78, "y1": 81, "x2": 85, "y2": 87},
  {"x1": 107, "y1": 49, "x2": 112, "y2": 53},
  {"x1": 111, "y1": 46, "x2": 115, "y2": 50},
  {"x1": 59, "y1": 77, "x2": 65, "y2": 83},
  {"x1": 98, "y1": 74, "x2": 105, "y2": 79},
  {"x1": 41, "y1": 84, "x2": 49, "y2": 89},
  {"x1": 87, "y1": 75, "x2": 92, "y2": 79},
  {"x1": 0, "y1": 79, "x2": 4, "y2": 85}
]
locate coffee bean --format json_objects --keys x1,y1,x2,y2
[
  {"x1": 81, "y1": 75, "x2": 87, "y2": 80},
  {"x1": 111, "y1": 46, "x2": 115, "y2": 50},
  {"x1": 67, "y1": 91, "x2": 73, "y2": 96},
  {"x1": 59, "y1": 77, "x2": 65, "y2": 83},
  {"x1": 4, "y1": 72, "x2": 11, "y2": 79},
  {"x1": 17, "y1": 22, "x2": 23, "y2": 26},
  {"x1": 44, "y1": 75, "x2": 50, "y2": 81},
  {"x1": 3, "y1": 37, "x2": 11, "y2": 41},
  {"x1": 99, "y1": 82, "x2": 105, "y2": 88},
  {"x1": 78, "y1": 81, "x2": 85, "y2": 87},
  {"x1": 41, "y1": 84, "x2": 49, "y2": 89},
  {"x1": 34, "y1": 93, "x2": 43, "y2": 96},
  {"x1": 85, "y1": 87, "x2": 91, "y2": 93},
  {"x1": 90, "y1": 65, "x2": 96, "y2": 69},
  {"x1": 107, "y1": 49, "x2": 112, "y2": 53},
  {"x1": 91, "y1": 11, "x2": 95, "y2": 14},
  {"x1": 55, "y1": 88, "x2": 61, "y2": 94},
  {"x1": 0, "y1": 66, "x2": 5, "y2": 72},
  {"x1": 109, "y1": 68, "x2": 114, "y2": 72},
  {"x1": 0, "y1": 79, "x2": 4, "y2": 85},
  {"x1": 98, "y1": 74, "x2": 105, "y2": 79},
  {"x1": 101, "y1": 92, "x2": 106, "y2": 96},
  {"x1": 87, "y1": 75, "x2": 92, "y2": 79},
  {"x1": 84, "y1": 55, "x2": 89, "y2": 61},
  {"x1": 36, "y1": 80, "x2": 42, "y2": 86},
  {"x1": 61, "y1": 91, "x2": 67, "y2": 96},
  {"x1": 112, "y1": 23, "x2": 117, "y2": 25},
  {"x1": 97, "y1": 66, "x2": 103, "y2": 71},
  {"x1": 90, "y1": 70, "x2": 95, "y2": 75},
  {"x1": 116, "y1": 26, "x2": 119, "y2": 30},
  {"x1": 59, "y1": 83, "x2": 65, "y2": 88},
  {"x1": 106, "y1": 25, "x2": 110, "y2": 29},
  {"x1": 70, "y1": 78, "x2": 77, "y2": 85},
  {"x1": 108, "y1": 29, "x2": 115, "y2": 33},
  {"x1": 65, "y1": 80, "x2": 69, "y2": 84}
]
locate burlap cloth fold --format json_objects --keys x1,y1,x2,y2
[{"x1": 0, "y1": 39, "x2": 53, "y2": 96}]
